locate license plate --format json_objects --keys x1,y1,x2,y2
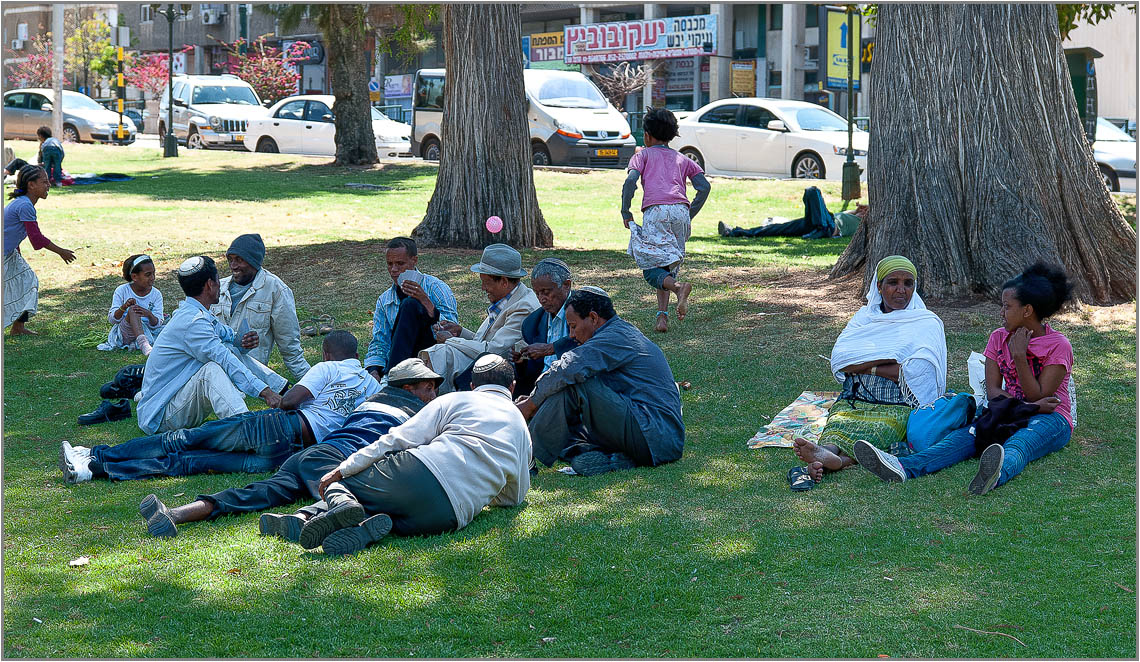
[
  {"x1": 595, "y1": 148, "x2": 617, "y2": 157},
  {"x1": 234, "y1": 134, "x2": 244, "y2": 141}
]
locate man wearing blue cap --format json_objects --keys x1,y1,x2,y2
[{"x1": 212, "y1": 233, "x2": 311, "y2": 381}]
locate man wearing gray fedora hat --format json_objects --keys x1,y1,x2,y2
[{"x1": 420, "y1": 243, "x2": 539, "y2": 394}]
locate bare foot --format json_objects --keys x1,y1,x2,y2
[
  {"x1": 675, "y1": 282, "x2": 693, "y2": 321},
  {"x1": 655, "y1": 313, "x2": 668, "y2": 333},
  {"x1": 792, "y1": 437, "x2": 846, "y2": 472},
  {"x1": 807, "y1": 461, "x2": 824, "y2": 482}
]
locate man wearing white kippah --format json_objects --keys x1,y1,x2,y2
[
  {"x1": 137, "y1": 256, "x2": 289, "y2": 434},
  {"x1": 288, "y1": 353, "x2": 532, "y2": 555}
]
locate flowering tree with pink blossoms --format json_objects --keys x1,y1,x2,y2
[
  {"x1": 6, "y1": 34, "x2": 67, "y2": 88},
  {"x1": 213, "y1": 36, "x2": 310, "y2": 104}
]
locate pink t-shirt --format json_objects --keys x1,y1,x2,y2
[
  {"x1": 983, "y1": 325, "x2": 1074, "y2": 428},
  {"x1": 627, "y1": 145, "x2": 703, "y2": 211}
]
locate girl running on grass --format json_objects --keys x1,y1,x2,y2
[
  {"x1": 854, "y1": 262, "x2": 1075, "y2": 495},
  {"x1": 620, "y1": 107, "x2": 711, "y2": 333},
  {"x1": 99, "y1": 253, "x2": 164, "y2": 355}
]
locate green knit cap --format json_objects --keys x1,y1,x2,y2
[{"x1": 875, "y1": 255, "x2": 917, "y2": 283}]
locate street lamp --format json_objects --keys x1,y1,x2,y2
[{"x1": 151, "y1": 3, "x2": 192, "y2": 157}]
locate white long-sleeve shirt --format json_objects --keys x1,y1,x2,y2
[{"x1": 337, "y1": 384, "x2": 531, "y2": 529}]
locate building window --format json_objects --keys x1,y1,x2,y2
[
  {"x1": 806, "y1": 7, "x2": 818, "y2": 28},
  {"x1": 140, "y1": 5, "x2": 153, "y2": 22},
  {"x1": 770, "y1": 5, "x2": 783, "y2": 30}
]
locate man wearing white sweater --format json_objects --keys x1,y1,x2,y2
[{"x1": 294, "y1": 353, "x2": 532, "y2": 555}]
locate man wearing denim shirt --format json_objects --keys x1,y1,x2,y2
[{"x1": 364, "y1": 237, "x2": 458, "y2": 382}]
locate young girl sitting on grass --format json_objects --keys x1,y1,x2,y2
[
  {"x1": 99, "y1": 254, "x2": 164, "y2": 355},
  {"x1": 620, "y1": 108, "x2": 711, "y2": 333},
  {"x1": 855, "y1": 261, "x2": 1075, "y2": 495}
]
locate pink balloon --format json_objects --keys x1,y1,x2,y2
[{"x1": 485, "y1": 215, "x2": 503, "y2": 233}]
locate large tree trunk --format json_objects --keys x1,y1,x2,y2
[
  {"x1": 413, "y1": 4, "x2": 552, "y2": 248},
  {"x1": 326, "y1": 4, "x2": 378, "y2": 166},
  {"x1": 830, "y1": 4, "x2": 1135, "y2": 304}
]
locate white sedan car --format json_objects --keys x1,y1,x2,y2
[
  {"x1": 672, "y1": 98, "x2": 867, "y2": 179},
  {"x1": 245, "y1": 94, "x2": 411, "y2": 157}
]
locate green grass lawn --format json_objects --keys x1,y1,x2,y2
[{"x1": 3, "y1": 141, "x2": 1136, "y2": 658}]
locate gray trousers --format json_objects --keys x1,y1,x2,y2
[
  {"x1": 320, "y1": 451, "x2": 458, "y2": 537},
  {"x1": 528, "y1": 377, "x2": 653, "y2": 468}
]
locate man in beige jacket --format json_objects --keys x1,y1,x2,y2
[
  {"x1": 212, "y1": 234, "x2": 311, "y2": 381},
  {"x1": 420, "y1": 244, "x2": 539, "y2": 393}
]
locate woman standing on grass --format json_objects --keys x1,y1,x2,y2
[
  {"x1": 3, "y1": 165, "x2": 75, "y2": 335},
  {"x1": 620, "y1": 108, "x2": 711, "y2": 333},
  {"x1": 854, "y1": 262, "x2": 1075, "y2": 495}
]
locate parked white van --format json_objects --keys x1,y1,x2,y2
[{"x1": 411, "y1": 68, "x2": 636, "y2": 168}]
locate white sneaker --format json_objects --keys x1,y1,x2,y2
[
  {"x1": 59, "y1": 441, "x2": 93, "y2": 484},
  {"x1": 853, "y1": 439, "x2": 907, "y2": 482}
]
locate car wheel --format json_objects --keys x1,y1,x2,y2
[
  {"x1": 793, "y1": 152, "x2": 825, "y2": 179},
  {"x1": 680, "y1": 148, "x2": 704, "y2": 170},
  {"x1": 186, "y1": 130, "x2": 204, "y2": 150},
  {"x1": 422, "y1": 137, "x2": 440, "y2": 161},
  {"x1": 1100, "y1": 164, "x2": 1120, "y2": 192},
  {"x1": 531, "y1": 142, "x2": 552, "y2": 166},
  {"x1": 256, "y1": 137, "x2": 279, "y2": 153},
  {"x1": 62, "y1": 125, "x2": 81, "y2": 143}
]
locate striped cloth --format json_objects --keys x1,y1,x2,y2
[
  {"x1": 3, "y1": 250, "x2": 38, "y2": 327},
  {"x1": 817, "y1": 398, "x2": 912, "y2": 456}
]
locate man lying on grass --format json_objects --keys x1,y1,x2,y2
[
  {"x1": 286, "y1": 353, "x2": 532, "y2": 556},
  {"x1": 138, "y1": 359, "x2": 441, "y2": 539},
  {"x1": 61, "y1": 331, "x2": 379, "y2": 483}
]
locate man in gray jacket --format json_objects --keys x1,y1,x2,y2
[{"x1": 212, "y1": 233, "x2": 311, "y2": 381}]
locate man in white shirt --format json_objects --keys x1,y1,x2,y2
[
  {"x1": 291, "y1": 353, "x2": 532, "y2": 555},
  {"x1": 62, "y1": 331, "x2": 379, "y2": 484}
]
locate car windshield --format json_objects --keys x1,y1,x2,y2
[
  {"x1": 794, "y1": 107, "x2": 854, "y2": 132},
  {"x1": 192, "y1": 85, "x2": 260, "y2": 105},
  {"x1": 1096, "y1": 117, "x2": 1135, "y2": 142},
  {"x1": 528, "y1": 75, "x2": 607, "y2": 109},
  {"x1": 370, "y1": 107, "x2": 391, "y2": 121},
  {"x1": 63, "y1": 92, "x2": 105, "y2": 111}
]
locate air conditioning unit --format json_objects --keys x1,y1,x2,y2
[
  {"x1": 201, "y1": 7, "x2": 224, "y2": 25},
  {"x1": 10, "y1": 39, "x2": 25, "y2": 51}
]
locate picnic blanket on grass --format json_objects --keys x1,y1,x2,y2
[{"x1": 747, "y1": 391, "x2": 839, "y2": 449}]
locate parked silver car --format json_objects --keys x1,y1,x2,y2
[{"x1": 2, "y1": 88, "x2": 137, "y2": 143}]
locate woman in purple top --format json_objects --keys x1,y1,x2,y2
[
  {"x1": 3, "y1": 165, "x2": 75, "y2": 335},
  {"x1": 620, "y1": 108, "x2": 711, "y2": 333}
]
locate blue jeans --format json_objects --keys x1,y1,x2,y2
[
  {"x1": 89, "y1": 409, "x2": 303, "y2": 481},
  {"x1": 41, "y1": 145, "x2": 63, "y2": 184},
  {"x1": 899, "y1": 412, "x2": 1071, "y2": 487}
]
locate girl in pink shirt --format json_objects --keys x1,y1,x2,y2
[
  {"x1": 854, "y1": 262, "x2": 1075, "y2": 495},
  {"x1": 621, "y1": 108, "x2": 711, "y2": 332}
]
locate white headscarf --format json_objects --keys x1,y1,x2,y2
[{"x1": 829, "y1": 280, "x2": 948, "y2": 406}]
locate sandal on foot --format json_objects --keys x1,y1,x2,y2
[{"x1": 788, "y1": 466, "x2": 816, "y2": 491}]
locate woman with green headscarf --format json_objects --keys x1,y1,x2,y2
[{"x1": 792, "y1": 255, "x2": 947, "y2": 485}]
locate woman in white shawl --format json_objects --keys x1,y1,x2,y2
[{"x1": 793, "y1": 255, "x2": 947, "y2": 484}]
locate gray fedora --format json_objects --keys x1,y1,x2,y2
[
  {"x1": 470, "y1": 243, "x2": 527, "y2": 278},
  {"x1": 387, "y1": 358, "x2": 442, "y2": 387}
]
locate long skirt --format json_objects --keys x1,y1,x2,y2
[
  {"x1": 817, "y1": 398, "x2": 913, "y2": 456},
  {"x1": 3, "y1": 250, "x2": 38, "y2": 327}
]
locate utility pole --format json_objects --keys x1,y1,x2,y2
[
  {"x1": 52, "y1": 3, "x2": 64, "y2": 141},
  {"x1": 841, "y1": 4, "x2": 860, "y2": 202},
  {"x1": 153, "y1": 4, "x2": 190, "y2": 157}
]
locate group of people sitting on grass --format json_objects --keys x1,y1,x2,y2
[
  {"x1": 791, "y1": 256, "x2": 1075, "y2": 496},
  {"x1": 57, "y1": 236, "x2": 685, "y2": 554}
]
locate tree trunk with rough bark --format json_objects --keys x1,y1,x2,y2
[
  {"x1": 414, "y1": 4, "x2": 552, "y2": 248},
  {"x1": 830, "y1": 4, "x2": 1135, "y2": 305},
  {"x1": 325, "y1": 4, "x2": 378, "y2": 166}
]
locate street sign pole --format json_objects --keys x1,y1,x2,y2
[{"x1": 841, "y1": 5, "x2": 861, "y2": 201}]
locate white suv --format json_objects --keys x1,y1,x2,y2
[{"x1": 158, "y1": 74, "x2": 270, "y2": 149}]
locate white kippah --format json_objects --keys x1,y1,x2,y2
[
  {"x1": 579, "y1": 285, "x2": 610, "y2": 298},
  {"x1": 177, "y1": 256, "x2": 207, "y2": 276},
  {"x1": 472, "y1": 354, "x2": 506, "y2": 373}
]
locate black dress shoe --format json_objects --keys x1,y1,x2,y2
[{"x1": 78, "y1": 399, "x2": 131, "y2": 425}]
